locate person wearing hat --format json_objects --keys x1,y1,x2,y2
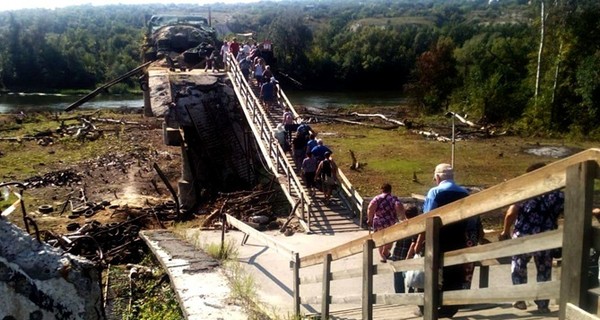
[
  {"x1": 315, "y1": 151, "x2": 337, "y2": 203},
  {"x1": 410, "y1": 163, "x2": 475, "y2": 318}
]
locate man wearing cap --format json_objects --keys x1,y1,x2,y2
[{"x1": 411, "y1": 163, "x2": 475, "y2": 318}]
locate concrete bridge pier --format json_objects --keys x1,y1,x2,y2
[{"x1": 178, "y1": 140, "x2": 197, "y2": 211}]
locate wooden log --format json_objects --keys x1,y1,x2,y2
[
  {"x1": 349, "y1": 112, "x2": 406, "y2": 126},
  {"x1": 90, "y1": 117, "x2": 141, "y2": 125},
  {"x1": 349, "y1": 150, "x2": 360, "y2": 170},
  {"x1": 280, "y1": 201, "x2": 301, "y2": 232},
  {"x1": 331, "y1": 117, "x2": 398, "y2": 130},
  {"x1": 201, "y1": 209, "x2": 221, "y2": 228},
  {"x1": 225, "y1": 213, "x2": 295, "y2": 258}
]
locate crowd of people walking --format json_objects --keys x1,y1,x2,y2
[
  {"x1": 365, "y1": 161, "x2": 563, "y2": 318},
  {"x1": 216, "y1": 34, "x2": 569, "y2": 318},
  {"x1": 218, "y1": 35, "x2": 341, "y2": 203}
]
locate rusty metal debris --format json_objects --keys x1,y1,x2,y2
[
  {"x1": 23, "y1": 169, "x2": 82, "y2": 188},
  {"x1": 0, "y1": 179, "x2": 190, "y2": 265},
  {"x1": 42, "y1": 200, "x2": 183, "y2": 265},
  {"x1": 201, "y1": 188, "x2": 281, "y2": 231}
]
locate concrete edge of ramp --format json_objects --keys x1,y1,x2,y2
[{"x1": 139, "y1": 230, "x2": 248, "y2": 320}]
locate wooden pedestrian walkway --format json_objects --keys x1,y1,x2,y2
[
  {"x1": 322, "y1": 303, "x2": 559, "y2": 319},
  {"x1": 226, "y1": 54, "x2": 363, "y2": 234}
]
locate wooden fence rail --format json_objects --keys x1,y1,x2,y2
[{"x1": 293, "y1": 149, "x2": 600, "y2": 320}]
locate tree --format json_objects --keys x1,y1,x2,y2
[
  {"x1": 267, "y1": 12, "x2": 313, "y2": 81},
  {"x1": 408, "y1": 36, "x2": 457, "y2": 113},
  {"x1": 452, "y1": 32, "x2": 532, "y2": 124}
]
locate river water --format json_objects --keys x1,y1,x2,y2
[
  {"x1": 0, "y1": 89, "x2": 406, "y2": 114},
  {"x1": 0, "y1": 92, "x2": 144, "y2": 114}
]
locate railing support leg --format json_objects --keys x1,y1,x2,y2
[
  {"x1": 363, "y1": 239, "x2": 374, "y2": 320},
  {"x1": 560, "y1": 161, "x2": 597, "y2": 318},
  {"x1": 479, "y1": 265, "x2": 489, "y2": 288},
  {"x1": 425, "y1": 216, "x2": 442, "y2": 320},
  {"x1": 321, "y1": 253, "x2": 332, "y2": 319},
  {"x1": 293, "y1": 252, "x2": 301, "y2": 318}
]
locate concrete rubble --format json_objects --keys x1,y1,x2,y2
[{"x1": 0, "y1": 218, "x2": 103, "y2": 320}]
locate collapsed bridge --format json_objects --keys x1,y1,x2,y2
[{"x1": 143, "y1": 52, "x2": 364, "y2": 234}]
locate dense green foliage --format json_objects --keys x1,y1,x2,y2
[{"x1": 0, "y1": 0, "x2": 599, "y2": 136}]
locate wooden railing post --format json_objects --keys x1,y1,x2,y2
[
  {"x1": 560, "y1": 161, "x2": 597, "y2": 318},
  {"x1": 321, "y1": 253, "x2": 332, "y2": 319},
  {"x1": 425, "y1": 216, "x2": 442, "y2": 320},
  {"x1": 363, "y1": 239, "x2": 374, "y2": 320},
  {"x1": 479, "y1": 265, "x2": 489, "y2": 288},
  {"x1": 293, "y1": 252, "x2": 301, "y2": 318}
]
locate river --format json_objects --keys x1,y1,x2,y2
[
  {"x1": 0, "y1": 89, "x2": 406, "y2": 114},
  {"x1": 0, "y1": 92, "x2": 144, "y2": 114}
]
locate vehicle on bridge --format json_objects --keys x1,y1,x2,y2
[{"x1": 142, "y1": 14, "x2": 219, "y2": 68}]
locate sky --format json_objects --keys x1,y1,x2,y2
[{"x1": 1, "y1": 0, "x2": 261, "y2": 12}]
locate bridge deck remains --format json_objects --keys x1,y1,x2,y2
[{"x1": 145, "y1": 60, "x2": 362, "y2": 233}]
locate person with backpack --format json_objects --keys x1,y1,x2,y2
[{"x1": 315, "y1": 151, "x2": 338, "y2": 203}]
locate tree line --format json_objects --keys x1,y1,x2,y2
[{"x1": 0, "y1": 0, "x2": 599, "y2": 138}]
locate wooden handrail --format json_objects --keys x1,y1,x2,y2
[
  {"x1": 225, "y1": 52, "x2": 366, "y2": 233},
  {"x1": 225, "y1": 214, "x2": 295, "y2": 260},
  {"x1": 225, "y1": 53, "x2": 313, "y2": 227},
  {"x1": 298, "y1": 228, "x2": 562, "y2": 286},
  {"x1": 300, "y1": 148, "x2": 600, "y2": 267}
]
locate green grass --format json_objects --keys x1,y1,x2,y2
[
  {"x1": 109, "y1": 254, "x2": 184, "y2": 320},
  {"x1": 0, "y1": 111, "x2": 141, "y2": 179},
  {"x1": 313, "y1": 122, "x2": 599, "y2": 198}
]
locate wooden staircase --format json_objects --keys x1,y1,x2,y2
[{"x1": 226, "y1": 55, "x2": 362, "y2": 234}]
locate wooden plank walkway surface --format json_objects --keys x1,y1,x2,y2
[{"x1": 239, "y1": 70, "x2": 362, "y2": 234}]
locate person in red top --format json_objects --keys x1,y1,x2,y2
[{"x1": 229, "y1": 38, "x2": 240, "y2": 59}]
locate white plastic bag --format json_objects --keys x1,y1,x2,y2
[{"x1": 405, "y1": 254, "x2": 425, "y2": 289}]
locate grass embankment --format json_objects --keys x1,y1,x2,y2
[
  {"x1": 309, "y1": 117, "x2": 598, "y2": 228},
  {"x1": 314, "y1": 121, "x2": 595, "y2": 196},
  {"x1": 0, "y1": 111, "x2": 144, "y2": 178}
]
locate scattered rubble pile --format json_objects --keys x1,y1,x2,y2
[
  {"x1": 1, "y1": 115, "x2": 156, "y2": 145},
  {"x1": 23, "y1": 169, "x2": 82, "y2": 188},
  {"x1": 40, "y1": 200, "x2": 181, "y2": 265},
  {"x1": 201, "y1": 188, "x2": 285, "y2": 231}
]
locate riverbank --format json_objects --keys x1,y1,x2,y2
[
  {"x1": 1, "y1": 108, "x2": 597, "y2": 229},
  {"x1": 0, "y1": 108, "x2": 596, "y2": 318}
]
